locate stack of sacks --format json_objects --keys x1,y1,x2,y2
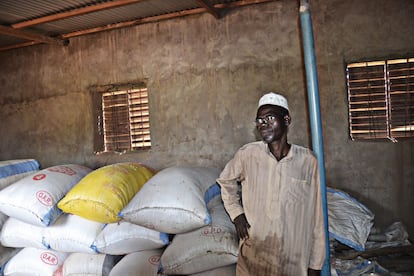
[
  {"x1": 119, "y1": 166, "x2": 238, "y2": 275},
  {"x1": 0, "y1": 164, "x2": 239, "y2": 275},
  {"x1": 0, "y1": 159, "x2": 40, "y2": 190},
  {"x1": 54, "y1": 162, "x2": 169, "y2": 275},
  {"x1": 0, "y1": 162, "x2": 165, "y2": 275},
  {"x1": 158, "y1": 185, "x2": 238, "y2": 275},
  {"x1": 0, "y1": 164, "x2": 92, "y2": 274}
]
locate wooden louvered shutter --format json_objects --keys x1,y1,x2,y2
[
  {"x1": 346, "y1": 58, "x2": 414, "y2": 141},
  {"x1": 388, "y1": 59, "x2": 414, "y2": 139},
  {"x1": 93, "y1": 84, "x2": 151, "y2": 153}
]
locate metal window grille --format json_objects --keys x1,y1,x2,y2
[
  {"x1": 101, "y1": 87, "x2": 151, "y2": 152},
  {"x1": 346, "y1": 58, "x2": 414, "y2": 141}
]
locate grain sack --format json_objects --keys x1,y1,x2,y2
[
  {"x1": 58, "y1": 163, "x2": 154, "y2": 223},
  {"x1": 109, "y1": 249, "x2": 163, "y2": 276},
  {"x1": 159, "y1": 185, "x2": 238, "y2": 275},
  {"x1": 119, "y1": 166, "x2": 220, "y2": 234},
  {"x1": 3, "y1": 247, "x2": 68, "y2": 276},
  {"x1": 0, "y1": 159, "x2": 40, "y2": 190},
  {"x1": 61, "y1": 253, "x2": 122, "y2": 276},
  {"x1": 1, "y1": 214, "x2": 104, "y2": 254},
  {"x1": 327, "y1": 187, "x2": 374, "y2": 251},
  {"x1": 0, "y1": 164, "x2": 91, "y2": 226},
  {"x1": 45, "y1": 213, "x2": 104, "y2": 254},
  {"x1": 92, "y1": 220, "x2": 169, "y2": 255},
  {"x1": 1, "y1": 217, "x2": 45, "y2": 249},
  {"x1": 190, "y1": 264, "x2": 237, "y2": 276}
]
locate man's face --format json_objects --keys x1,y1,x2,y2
[{"x1": 256, "y1": 105, "x2": 289, "y2": 144}]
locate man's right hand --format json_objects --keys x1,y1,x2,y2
[{"x1": 234, "y1": 213, "x2": 250, "y2": 240}]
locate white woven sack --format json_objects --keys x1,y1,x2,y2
[
  {"x1": 92, "y1": 220, "x2": 169, "y2": 255},
  {"x1": 190, "y1": 264, "x2": 237, "y2": 276},
  {"x1": 109, "y1": 249, "x2": 163, "y2": 276},
  {"x1": 0, "y1": 164, "x2": 91, "y2": 226},
  {"x1": 3, "y1": 247, "x2": 68, "y2": 276},
  {"x1": 327, "y1": 188, "x2": 374, "y2": 251},
  {"x1": 0, "y1": 159, "x2": 40, "y2": 190},
  {"x1": 62, "y1": 252, "x2": 121, "y2": 276},
  {"x1": 0, "y1": 217, "x2": 45, "y2": 249},
  {"x1": 159, "y1": 187, "x2": 238, "y2": 275},
  {"x1": 45, "y1": 213, "x2": 104, "y2": 254},
  {"x1": 119, "y1": 166, "x2": 220, "y2": 234}
]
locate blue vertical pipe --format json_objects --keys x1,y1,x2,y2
[{"x1": 299, "y1": 0, "x2": 331, "y2": 275}]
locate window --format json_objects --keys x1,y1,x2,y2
[
  {"x1": 92, "y1": 83, "x2": 151, "y2": 153},
  {"x1": 346, "y1": 58, "x2": 414, "y2": 141}
]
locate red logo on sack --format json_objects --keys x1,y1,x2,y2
[
  {"x1": 48, "y1": 166, "x2": 76, "y2": 176},
  {"x1": 36, "y1": 190, "x2": 53, "y2": 206},
  {"x1": 202, "y1": 226, "x2": 222, "y2": 236},
  {"x1": 33, "y1": 174, "x2": 46, "y2": 181},
  {"x1": 40, "y1": 252, "x2": 58, "y2": 265},
  {"x1": 148, "y1": 255, "x2": 160, "y2": 265}
]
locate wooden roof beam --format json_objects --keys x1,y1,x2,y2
[
  {"x1": 11, "y1": 0, "x2": 148, "y2": 28},
  {"x1": 194, "y1": 0, "x2": 221, "y2": 19},
  {"x1": 0, "y1": 25, "x2": 68, "y2": 46},
  {"x1": 61, "y1": 0, "x2": 274, "y2": 38},
  {"x1": 0, "y1": 0, "x2": 273, "y2": 51}
]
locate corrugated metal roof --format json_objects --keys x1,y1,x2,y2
[{"x1": 0, "y1": 0, "x2": 273, "y2": 52}]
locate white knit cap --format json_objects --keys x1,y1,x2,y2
[{"x1": 258, "y1": 92, "x2": 289, "y2": 111}]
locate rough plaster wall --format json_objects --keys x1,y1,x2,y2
[
  {"x1": 0, "y1": 0, "x2": 413, "y2": 235},
  {"x1": 311, "y1": 0, "x2": 414, "y2": 236}
]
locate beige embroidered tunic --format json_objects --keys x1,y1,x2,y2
[{"x1": 217, "y1": 142, "x2": 326, "y2": 276}]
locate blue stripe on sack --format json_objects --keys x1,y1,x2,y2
[
  {"x1": 41, "y1": 206, "x2": 63, "y2": 226},
  {"x1": 90, "y1": 243, "x2": 99, "y2": 253},
  {"x1": 202, "y1": 183, "x2": 221, "y2": 225},
  {"x1": 42, "y1": 237, "x2": 51, "y2": 249},
  {"x1": 0, "y1": 159, "x2": 40, "y2": 178},
  {"x1": 329, "y1": 231, "x2": 364, "y2": 252},
  {"x1": 159, "y1": 232, "x2": 170, "y2": 245},
  {"x1": 204, "y1": 182, "x2": 221, "y2": 204}
]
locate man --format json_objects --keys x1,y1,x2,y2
[{"x1": 217, "y1": 92, "x2": 326, "y2": 276}]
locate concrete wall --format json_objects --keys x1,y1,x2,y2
[{"x1": 0, "y1": 0, "x2": 413, "y2": 236}]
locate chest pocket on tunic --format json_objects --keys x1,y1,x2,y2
[{"x1": 285, "y1": 177, "x2": 309, "y2": 204}]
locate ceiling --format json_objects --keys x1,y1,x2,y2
[{"x1": 0, "y1": 0, "x2": 272, "y2": 52}]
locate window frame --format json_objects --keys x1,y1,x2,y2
[
  {"x1": 346, "y1": 58, "x2": 414, "y2": 142},
  {"x1": 91, "y1": 82, "x2": 151, "y2": 154}
]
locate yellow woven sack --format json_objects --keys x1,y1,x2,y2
[{"x1": 58, "y1": 163, "x2": 155, "y2": 223}]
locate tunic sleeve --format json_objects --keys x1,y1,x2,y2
[
  {"x1": 216, "y1": 149, "x2": 245, "y2": 221},
  {"x1": 308, "y1": 160, "x2": 327, "y2": 270}
]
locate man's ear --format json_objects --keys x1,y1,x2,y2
[{"x1": 284, "y1": 115, "x2": 291, "y2": 126}]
